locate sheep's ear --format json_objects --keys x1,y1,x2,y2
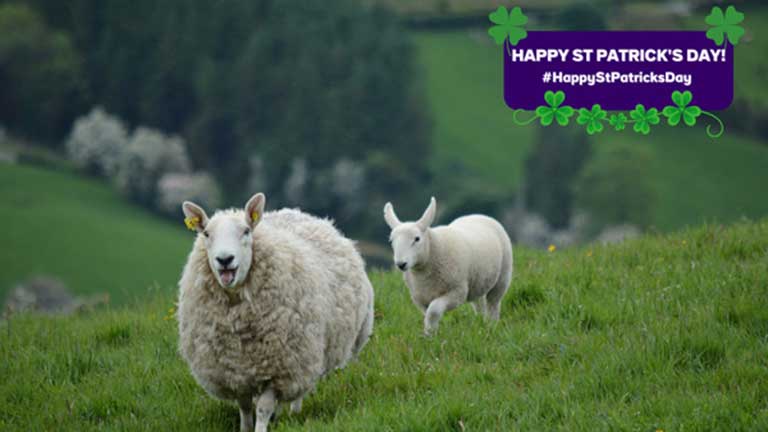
[
  {"x1": 383, "y1": 202, "x2": 401, "y2": 229},
  {"x1": 182, "y1": 201, "x2": 209, "y2": 233},
  {"x1": 417, "y1": 197, "x2": 436, "y2": 230},
  {"x1": 245, "y1": 193, "x2": 265, "y2": 227}
]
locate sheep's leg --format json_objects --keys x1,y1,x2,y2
[
  {"x1": 424, "y1": 292, "x2": 463, "y2": 336},
  {"x1": 471, "y1": 296, "x2": 487, "y2": 316},
  {"x1": 255, "y1": 389, "x2": 276, "y2": 432},
  {"x1": 290, "y1": 397, "x2": 303, "y2": 414},
  {"x1": 238, "y1": 397, "x2": 254, "y2": 432}
]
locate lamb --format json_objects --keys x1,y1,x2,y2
[
  {"x1": 177, "y1": 193, "x2": 374, "y2": 432},
  {"x1": 383, "y1": 197, "x2": 513, "y2": 335}
]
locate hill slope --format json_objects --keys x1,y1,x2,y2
[
  {"x1": 2, "y1": 219, "x2": 766, "y2": 430},
  {"x1": 0, "y1": 163, "x2": 190, "y2": 304}
]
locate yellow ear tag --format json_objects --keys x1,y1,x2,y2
[
  {"x1": 184, "y1": 216, "x2": 200, "y2": 231},
  {"x1": 251, "y1": 211, "x2": 260, "y2": 223}
]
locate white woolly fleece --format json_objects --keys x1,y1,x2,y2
[{"x1": 177, "y1": 208, "x2": 374, "y2": 405}]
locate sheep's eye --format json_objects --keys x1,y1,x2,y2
[
  {"x1": 244, "y1": 228, "x2": 251, "y2": 236},
  {"x1": 414, "y1": 236, "x2": 420, "y2": 243},
  {"x1": 203, "y1": 230, "x2": 209, "y2": 238}
]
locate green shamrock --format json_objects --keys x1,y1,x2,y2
[
  {"x1": 705, "y1": 6, "x2": 745, "y2": 46},
  {"x1": 608, "y1": 113, "x2": 627, "y2": 131},
  {"x1": 488, "y1": 6, "x2": 528, "y2": 46},
  {"x1": 662, "y1": 90, "x2": 702, "y2": 126},
  {"x1": 576, "y1": 104, "x2": 607, "y2": 135},
  {"x1": 629, "y1": 104, "x2": 660, "y2": 135},
  {"x1": 535, "y1": 90, "x2": 574, "y2": 126}
]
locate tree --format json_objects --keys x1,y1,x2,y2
[
  {"x1": 524, "y1": 125, "x2": 591, "y2": 228},
  {"x1": 0, "y1": 4, "x2": 85, "y2": 145},
  {"x1": 573, "y1": 144, "x2": 656, "y2": 230}
]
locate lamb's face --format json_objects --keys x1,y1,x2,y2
[
  {"x1": 389, "y1": 223, "x2": 429, "y2": 272},
  {"x1": 383, "y1": 197, "x2": 437, "y2": 272},
  {"x1": 183, "y1": 193, "x2": 266, "y2": 290},
  {"x1": 202, "y1": 213, "x2": 253, "y2": 289}
]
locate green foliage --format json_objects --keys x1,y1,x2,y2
[
  {"x1": 0, "y1": 164, "x2": 189, "y2": 304},
  {"x1": 487, "y1": 6, "x2": 528, "y2": 46},
  {"x1": 5, "y1": 0, "x2": 432, "y2": 238},
  {"x1": 2, "y1": 220, "x2": 768, "y2": 430},
  {"x1": 0, "y1": 4, "x2": 85, "y2": 145},
  {"x1": 556, "y1": 3, "x2": 607, "y2": 31},
  {"x1": 524, "y1": 125, "x2": 591, "y2": 228},
  {"x1": 705, "y1": 6, "x2": 745, "y2": 46},
  {"x1": 574, "y1": 143, "x2": 655, "y2": 229}
]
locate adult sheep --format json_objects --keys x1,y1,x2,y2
[
  {"x1": 383, "y1": 197, "x2": 513, "y2": 336},
  {"x1": 178, "y1": 193, "x2": 374, "y2": 432}
]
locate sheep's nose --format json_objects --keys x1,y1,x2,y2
[
  {"x1": 396, "y1": 262, "x2": 407, "y2": 271},
  {"x1": 216, "y1": 255, "x2": 234, "y2": 268}
]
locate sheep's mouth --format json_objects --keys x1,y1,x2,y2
[{"x1": 219, "y1": 268, "x2": 237, "y2": 287}]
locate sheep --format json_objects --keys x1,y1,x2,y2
[
  {"x1": 383, "y1": 197, "x2": 513, "y2": 336},
  {"x1": 177, "y1": 193, "x2": 374, "y2": 432}
]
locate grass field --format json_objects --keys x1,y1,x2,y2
[
  {"x1": 0, "y1": 163, "x2": 190, "y2": 304},
  {"x1": 414, "y1": 27, "x2": 768, "y2": 231},
  {"x1": 2, "y1": 219, "x2": 767, "y2": 430}
]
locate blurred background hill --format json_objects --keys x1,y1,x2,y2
[{"x1": 2, "y1": 0, "x2": 767, "y2": 304}]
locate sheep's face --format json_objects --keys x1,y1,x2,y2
[
  {"x1": 183, "y1": 194, "x2": 265, "y2": 290},
  {"x1": 383, "y1": 197, "x2": 437, "y2": 272},
  {"x1": 201, "y1": 213, "x2": 254, "y2": 288},
  {"x1": 389, "y1": 223, "x2": 430, "y2": 271}
]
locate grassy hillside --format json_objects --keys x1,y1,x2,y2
[
  {"x1": 414, "y1": 27, "x2": 768, "y2": 230},
  {"x1": 0, "y1": 163, "x2": 190, "y2": 304},
  {"x1": 2, "y1": 219, "x2": 766, "y2": 430}
]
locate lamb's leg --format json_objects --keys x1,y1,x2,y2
[
  {"x1": 424, "y1": 292, "x2": 463, "y2": 336},
  {"x1": 486, "y1": 275, "x2": 512, "y2": 321},
  {"x1": 255, "y1": 389, "x2": 276, "y2": 432},
  {"x1": 238, "y1": 397, "x2": 254, "y2": 432}
]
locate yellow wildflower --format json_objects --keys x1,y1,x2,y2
[
  {"x1": 184, "y1": 216, "x2": 200, "y2": 231},
  {"x1": 548, "y1": 244, "x2": 556, "y2": 253},
  {"x1": 586, "y1": 250, "x2": 593, "y2": 257}
]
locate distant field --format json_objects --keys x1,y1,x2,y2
[
  {"x1": 0, "y1": 163, "x2": 190, "y2": 304},
  {"x1": 414, "y1": 27, "x2": 768, "y2": 231},
  {"x1": 414, "y1": 30, "x2": 534, "y2": 193},
  {"x1": 2, "y1": 219, "x2": 766, "y2": 430}
]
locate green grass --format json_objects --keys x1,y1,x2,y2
[
  {"x1": 0, "y1": 163, "x2": 190, "y2": 304},
  {"x1": 415, "y1": 27, "x2": 768, "y2": 230},
  {"x1": 2, "y1": 219, "x2": 767, "y2": 430}
]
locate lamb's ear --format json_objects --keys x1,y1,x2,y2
[
  {"x1": 245, "y1": 193, "x2": 265, "y2": 227},
  {"x1": 383, "y1": 202, "x2": 401, "y2": 229},
  {"x1": 416, "y1": 197, "x2": 437, "y2": 231},
  {"x1": 182, "y1": 201, "x2": 209, "y2": 233}
]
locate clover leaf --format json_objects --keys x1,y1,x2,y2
[
  {"x1": 488, "y1": 6, "x2": 528, "y2": 46},
  {"x1": 630, "y1": 104, "x2": 660, "y2": 135},
  {"x1": 662, "y1": 90, "x2": 702, "y2": 126},
  {"x1": 608, "y1": 113, "x2": 628, "y2": 131},
  {"x1": 705, "y1": 6, "x2": 745, "y2": 46},
  {"x1": 534, "y1": 90, "x2": 574, "y2": 126},
  {"x1": 576, "y1": 104, "x2": 607, "y2": 135}
]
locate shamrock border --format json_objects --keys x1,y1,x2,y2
[
  {"x1": 511, "y1": 90, "x2": 724, "y2": 138},
  {"x1": 489, "y1": 5, "x2": 745, "y2": 139}
]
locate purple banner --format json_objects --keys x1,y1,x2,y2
[{"x1": 504, "y1": 31, "x2": 733, "y2": 111}]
